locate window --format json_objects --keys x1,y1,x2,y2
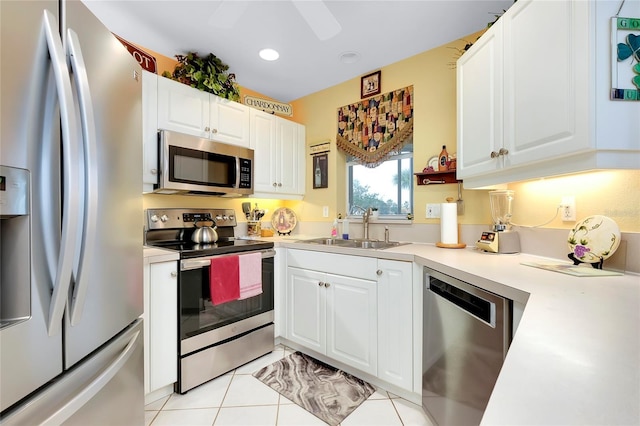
[{"x1": 347, "y1": 143, "x2": 413, "y2": 217}]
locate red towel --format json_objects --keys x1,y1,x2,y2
[{"x1": 209, "y1": 256, "x2": 240, "y2": 305}]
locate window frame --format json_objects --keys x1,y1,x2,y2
[{"x1": 346, "y1": 150, "x2": 413, "y2": 220}]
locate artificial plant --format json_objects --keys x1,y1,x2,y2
[{"x1": 162, "y1": 52, "x2": 240, "y2": 101}]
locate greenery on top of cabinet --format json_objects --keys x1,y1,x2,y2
[{"x1": 162, "y1": 52, "x2": 240, "y2": 101}]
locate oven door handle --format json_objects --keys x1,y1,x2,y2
[{"x1": 181, "y1": 249, "x2": 276, "y2": 271}]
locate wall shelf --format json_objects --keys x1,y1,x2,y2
[{"x1": 414, "y1": 170, "x2": 460, "y2": 185}]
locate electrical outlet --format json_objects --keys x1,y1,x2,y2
[
  {"x1": 561, "y1": 196, "x2": 576, "y2": 221},
  {"x1": 322, "y1": 206, "x2": 329, "y2": 218},
  {"x1": 426, "y1": 203, "x2": 440, "y2": 218}
]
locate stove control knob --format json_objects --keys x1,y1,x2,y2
[
  {"x1": 222, "y1": 215, "x2": 228, "y2": 221},
  {"x1": 150, "y1": 214, "x2": 159, "y2": 223},
  {"x1": 160, "y1": 215, "x2": 169, "y2": 222},
  {"x1": 229, "y1": 215, "x2": 235, "y2": 220},
  {"x1": 215, "y1": 215, "x2": 222, "y2": 221}
]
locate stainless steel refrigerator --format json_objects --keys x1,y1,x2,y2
[{"x1": 0, "y1": 0, "x2": 143, "y2": 424}]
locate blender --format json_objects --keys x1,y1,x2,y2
[{"x1": 476, "y1": 190, "x2": 521, "y2": 254}]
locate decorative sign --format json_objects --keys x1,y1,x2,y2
[
  {"x1": 611, "y1": 16, "x2": 640, "y2": 101},
  {"x1": 309, "y1": 141, "x2": 330, "y2": 155},
  {"x1": 113, "y1": 34, "x2": 157, "y2": 74},
  {"x1": 243, "y1": 96, "x2": 293, "y2": 116},
  {"x1": 336, "y1": 85, "x2": 414, "y2": 167}
]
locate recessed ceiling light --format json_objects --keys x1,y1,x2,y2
[
  {"x1": 259, "y1": 48, "x2": 279, "y2": 61},
  {"x1": 339, "y1": 51, "x2": 361, "y2": 64}
]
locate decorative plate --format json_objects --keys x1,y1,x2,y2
[
  {"x1": 271, "y1": 207, "x2": 298, "y2": 235},
  {"x1": 567, "y1": 215, "x2": 621, "y2": 263},
  {"x1": 428, "y1": 156, "x2": 438, "y2": 170}
]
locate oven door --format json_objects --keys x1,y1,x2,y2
[{"x1": 178, "y1": 249, "x2": 274, "y2": 355}]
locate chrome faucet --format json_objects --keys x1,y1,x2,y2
[{"x1": 352, "y1": 205, "x2": 372, "y2": 240}]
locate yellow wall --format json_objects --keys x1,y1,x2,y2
[
  {"x1": 139, "y1": 36, "x2": 640, "y2": 233},
  {"x1": 291, "y1": 35, "x2": 492, "y2": 224},
  {"x1": 289, "y1": 34, "x2": 639, "y2": 232}
]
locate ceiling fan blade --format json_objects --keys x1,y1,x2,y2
[
  {"x1": 292, "y1": 0, "x2": 341, "y2": 41},
  {"x1": 207, "y1": 0, "x2": 249, "y2": 29}
]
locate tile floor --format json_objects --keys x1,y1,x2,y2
[{"x1": 145, "y1": 345, "x2": 434, "y2": 426}]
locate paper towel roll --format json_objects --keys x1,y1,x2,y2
[{"x1": 440, "y1": 203, "x2": 458, "y2": 244}]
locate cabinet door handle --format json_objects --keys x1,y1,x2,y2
[
  {"x1": 278, "y1": 183, "x2": 282, "y2": 187},
  {"x1": 498, "y1": 148, "x2": 509, "y2": 156},
  {"x1": 377, "y1": 269, "x2": 383, "y2": 276},
  {"x1": 324, "y1": 282, "x2": 330, "y2": 288},
  {"x1": 204, "y1": 126, "x2": 210, "y2": 132},
  {"x1": 150, "y1": 168, "x2": 157, "y2": 175},
  {"x1": 170, "y1": 271, "x2": 177, "y2": 278},
  {"x1": 211, "y1": 128, "x2": 218, "y2": 134},
  {"x1": 273, "y1": 182, "x2": 278, "y2": 187},
  {"x1": 318, "y1": 281, "x2": 324, "y2": 287},
  {"x1": 490, "y1": 151, "x2": 500, "y2": 158}
]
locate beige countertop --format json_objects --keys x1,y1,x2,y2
[{"x1": 279, "y1": 239, "x2": 640, "y2": 425}]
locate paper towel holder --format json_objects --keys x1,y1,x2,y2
[
  {"x1": 437, "y1": 200, "x2": 466, "y2": 248},
  {"x1": 436, "y1": 241, "x2": 466, "y2": 249}
]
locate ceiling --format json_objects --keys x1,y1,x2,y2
[{"x1": 82, "y1": 0, "x2": 513, "y2": 103}]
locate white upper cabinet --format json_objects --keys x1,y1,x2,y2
[
  {"x1": 457, "y1": 0, "x2": 640, "y2": 188},
  {"x1": 210, "y1": 96, "x2": 250, "y2": 148},
  {"x1": 157, "y1": 76, "x2": 250, "y2": 148},
  {"x1": 250, "y1": 108, "x2": 305, "y2": 199}
]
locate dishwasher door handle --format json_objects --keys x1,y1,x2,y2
[{"x1": 428, "y1": 276, "x2": 496, "y2": 327}]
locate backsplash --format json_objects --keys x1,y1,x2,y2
[{"x1": 244, "y1": 220, "x2": 638, "y2": 274}]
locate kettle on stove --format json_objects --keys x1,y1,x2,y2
[{"x1": 191, "y1": 219, "x2": 218, "y2": 244}]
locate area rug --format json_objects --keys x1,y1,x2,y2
[{"x1": 252, "y1": 351, "x2": 375, "y2": 425}]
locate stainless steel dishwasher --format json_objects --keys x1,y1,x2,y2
[{"x1": 422, "y1": 267, "x2": 511, "y2": 426}]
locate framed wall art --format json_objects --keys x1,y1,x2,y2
[
  {"x1": 361, "y1": 71, "x2": 381, "y2": 98},
  {"x1": 312, "y1": 153, "x2": 328, "y2": 189}
]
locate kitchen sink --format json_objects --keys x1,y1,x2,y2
[{"x1": 299, "y1": 237, "x2": 408, "y2": 250}]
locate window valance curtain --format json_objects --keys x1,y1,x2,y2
[{"x1": 336, "y1": 85, "x2": 414, "y2": 168}]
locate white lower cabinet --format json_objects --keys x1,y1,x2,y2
[
  {"x1": 287, "y1": 266, "x2": 377, "y2": 375},
  {"x1": 377, "y1": 259, "x2": 413, "y2": 390},
  {"x1": 285, "y1": 249, "x2": 413, "y2": 391},
  {"x1": 143, "y1": 255, "x2": 178, "y2": 402}
]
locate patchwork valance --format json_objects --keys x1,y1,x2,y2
[{"x1": 336, "y1": 86, "x2": 413, "y2": 167}]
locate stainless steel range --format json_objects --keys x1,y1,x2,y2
[{"x1": 145, "y1": 208, "x2": 275, "y2": 393}]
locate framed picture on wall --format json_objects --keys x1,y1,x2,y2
[
  {"x1": 312, "y1": 154, "x2": 328, "y2": 189},
  {"x1": 361, "y1": 70, "x2": 381, "y2": 98}
]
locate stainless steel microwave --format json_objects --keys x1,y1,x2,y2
[{"x1": 154, "y1": 130, "x2": 254, "y2": 196}]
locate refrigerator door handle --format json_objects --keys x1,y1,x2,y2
[
  {"x1": 66, "y1": 28, "x2": 97, "y2": 326},
  {"x1": 44, "y1": 330, "x2": 141, "y2": 425},
  {"x1": 42, "y1": 10, "x2": 82, "y2": 337}
]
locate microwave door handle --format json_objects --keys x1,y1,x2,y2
[
  {"x1": 66, "y1": 28, "x2": 97, "y2": 326},
  {"x1": 43, "y1": 10, "x2": 82, "y2": 337},
  {"x1": 235, "y1": 156, "x2": 241, "y2": 189}
]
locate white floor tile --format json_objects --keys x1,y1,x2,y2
[
  {"x1": 164, "y1": 373, "x2": 233, "y2": 409},
  {"x1": 145, "y1": 410, "x2": 158, "y2": 426},
  {"x1": 276, "y1": 403, "x2": 327, "y2": 425},
  {"x1": 367, "y1": 388, "x2": 391, "y2": 400},
  {"x1": 222, "y1": 375, "x2": 280, "y2": 407},
  {"x1": 392, "y1": 398, "x2": 434, "y2": 426},
  {"x1": 214, "y1": 405, "x2": 278, "y2": 425},
  {"x1": 145, "y1": 395, "x2": 169, "y2": 411},
  {"x1": 341, "y1": 399, "x2": 403, "y2": 426},
  {"x1": 151, "y1": 408, "x2": 218, "y2": 426},
  {"x1": 235, "y1": 348, "x2": 286, "y2": 375}
]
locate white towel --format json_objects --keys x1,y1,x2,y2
[{"x1": 238, "y1": 252, "x2": 262, "y2": 300}]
